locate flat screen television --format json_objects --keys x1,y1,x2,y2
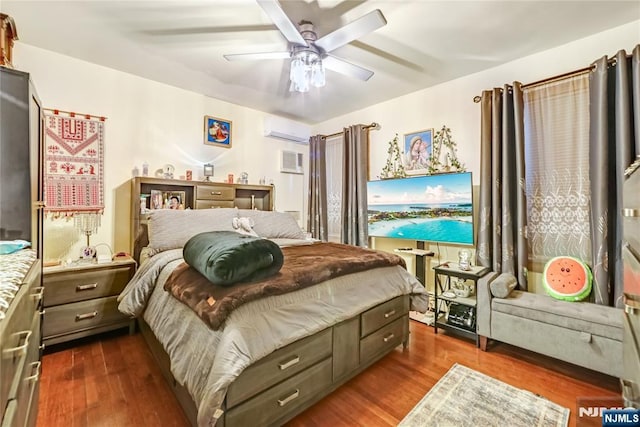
[{"x1": 367, "y1": 172, "x2": 474, "y2": 245}]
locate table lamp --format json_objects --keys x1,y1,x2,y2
[
  {"x1": 204, "y1": 163, "x2": 214, "y2": 181},
  {"x1": 74, "y1": 212, "x2": 101, "y2": 260}
]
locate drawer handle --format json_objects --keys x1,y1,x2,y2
[
  {"x1": 25, "y1": 361, "x2": 41, "y2": 383},
  {"x1": 277, "y1": 389, "x2": 300, "y2": 407},
  {"x1": 76, "y1": 283, "x2": 98, "y2": 292},
  {"x1": 278, "y1": 356, "x2": 300, "y2": 370},
  {"x1": 383, "y1": 333, "x2": 395, "y2": 343},
  {"x1": 384, "y1": 309, "x2": 396, "y2": 318},
  {"x1": 31, "y1": 286, "x2": 44, "y2": 301},
  {"x1": 76, "y1": 311, "x2": 98, "y2": 321},
  {"x1": 211, "y1": 191, "x2": 222, "y2": 195},
  {"x1": 3, "y1": 330, "x2": 32, "y2": 358},
  {"x1": 622, "y1": 208, "x2": 640, "y2": 217}
]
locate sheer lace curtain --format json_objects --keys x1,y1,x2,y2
[
  {"x1": 523, "y1": 73, "x2": 591, "y2": 264},
  {"x1": 325, "y1": 135, "x2": 343, "y2": 242}
]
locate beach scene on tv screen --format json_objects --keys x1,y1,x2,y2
[{"x1": 367, "y1": 173, "x2": 473, "y2": 245}]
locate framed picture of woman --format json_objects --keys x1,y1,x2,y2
[
  {"x1": 403, "y1": 128, "x2": 433, "y2": 175},
  {"x1": 204, "y1": 116, "x2": 232, "y2": 148}
]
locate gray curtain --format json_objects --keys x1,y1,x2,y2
[
  {"x1": 477, "y1": 83, "x2": 529, "y2": 289},
  {"x1": 307, "y1": 135, "x2": 328, "y2": 241},
  {"x1": 589, "y1": 45, "x2": 639, "y2": 307},
  {"x1": 341, "y1": 125, "x2": 368, "y2": 246}
]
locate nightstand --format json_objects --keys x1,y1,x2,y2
[{"x1": 42, "y1": 258, "x2": 136, "y2": 346}]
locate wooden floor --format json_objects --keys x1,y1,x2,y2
[{"x1": 37, "y1": 321, "x2": 620, "y2": 427}]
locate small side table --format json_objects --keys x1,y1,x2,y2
[
  {"x1": 42, "y1": 258, "x2": 136, "y2": 346},
  {"x1": 433, "y1": 263, "x2": 488, "y2": 346}
]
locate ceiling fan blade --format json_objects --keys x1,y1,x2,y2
[
  {"x1": 315, "y1": 9, "x2": 386, "y2": 53},
  {"x1": 257, "y1": 0, "x2": 307, "y2": 46},
  {"x1": 224, "y1": 51, "x2": 290, "y2": 61},
  {"x1": 323, "y1": 55, "x2": 375, "y2": 81}
]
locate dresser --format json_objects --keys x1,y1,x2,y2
[
  {"x1": 42, "y1": 259, "x2": 136, "y2": 346},
  {"x1": 0, "y1": 252, "x2": 42, "y2": 427}
]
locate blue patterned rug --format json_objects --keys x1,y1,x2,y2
[{"x1": 399, "y1": 363, "x2": 569, "y2": 427}]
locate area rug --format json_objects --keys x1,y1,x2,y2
[
  {"x1": 43, "y1": 112, "x2": 105, "y2": 215},
  {"x1": 399, "y1": 363, "x2": 569, "y2": 427}
]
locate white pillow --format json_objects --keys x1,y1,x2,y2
[
  {"x1": 236, "y1": 209, "x2": 306, "y2": 239},
  {"x1": 147, "y1": 208, "x2": 238, "y2": 255}
]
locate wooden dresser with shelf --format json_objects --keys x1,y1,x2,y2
[{"x1": 130, "y1": 177, "x2": 274, "y2": 261}]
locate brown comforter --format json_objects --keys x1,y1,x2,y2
[{"x1": 164, "y1": 242, "x2": 406, "y2": 330}]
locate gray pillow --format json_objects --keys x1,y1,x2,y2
[
  {"x1": 490, "y1": 273, "x2": 518, "y2": 298},
  {"x1": 236, "y1": 209, "x2": 306, "y2": 239},
  {"x1": 147, "y1": 208, "x2": 238, "y2": 255}
]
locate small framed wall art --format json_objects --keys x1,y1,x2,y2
[
  {"x1": 403, "y1": 128, "x2": 433, "y2": 175},
  {"x1": 204, "y1": 116, "x2": 232, "y2": 148}
]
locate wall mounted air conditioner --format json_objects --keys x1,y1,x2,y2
[
  {"x1": 280, "y1": 150, "x2": 304, "y2": 174},
  {"x1": 264, "y1": 116, "x2": 311, "y2": 144}
]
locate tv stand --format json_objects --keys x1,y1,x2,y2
[{"x1": 394, "y1": 241, "x2": 434, "y2": 286}]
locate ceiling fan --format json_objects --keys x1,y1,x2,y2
[{"x1": 223, "y1": 0, "x2": 387, "y2": 93}]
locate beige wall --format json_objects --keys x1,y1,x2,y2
[
  {"x1": 13, "y1": 44, "x2": 308, "y2": 263},
  {"x1": 312, "y1": 20, "x2": 639, "y2": 293},
  {"x1": 13, "y1": 20, "x2": 638, "y2": 267}
]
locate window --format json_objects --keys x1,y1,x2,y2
[{"x1": 523, "y1": 73, "x2": 591, "y2": 264}]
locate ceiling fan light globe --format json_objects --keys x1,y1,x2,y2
[{"x1": 311, "y1": 61, "x2": 325, "y2": 87}]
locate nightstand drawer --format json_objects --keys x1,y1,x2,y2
[
  {"x1": 43, "y1": 296, "x2": 127, "y2": 338},
  {"x1": 43, "y1": 264, "x2": 134, "y2": 306},
  {"x1": 196, "y1": 185, "x2": 235, "y2": 201},
  {"x1": 360, "y1": 295, "x2": 409, "y2": 338}
]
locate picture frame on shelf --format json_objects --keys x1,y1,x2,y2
[
  {"x1": 149, "y1": 190, "x2": 186, "y2": 209},
  {"x1": 403, "y1": 128, "x2": 433, "y2": 176},
  {"x1": 204, "y1": 116, "x2": 232, "y2": 148}
]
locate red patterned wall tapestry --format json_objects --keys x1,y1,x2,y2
[{"x1": 43, "y1": 112, "x2": 105, "y2": 216}]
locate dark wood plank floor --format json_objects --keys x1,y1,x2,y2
[{"x1": 37, "y1": 321, "x2": 620, "y2": 427}]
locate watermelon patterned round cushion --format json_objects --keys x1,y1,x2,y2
[{"x1": 543, "y1": 256, "x2": 592, "y2": 301}]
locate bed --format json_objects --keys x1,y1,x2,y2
[{"x1": 118, "y1": 208, "x2": 428, "y2": 426}]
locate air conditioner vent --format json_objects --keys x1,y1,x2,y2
[
  {"x1": 264, "y1": 116, "x2": 310, "y2": 144},
  {"x1": 281, "y1": 151, "x2": 304, "y2": 174}
]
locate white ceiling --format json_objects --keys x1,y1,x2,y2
[{"x1": 3, "y1": 1, "x2": 639, "y2": 124}]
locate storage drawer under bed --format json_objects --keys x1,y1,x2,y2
[
  {"x1": 226, "y1": 328, "x2": 332, "y2": 408},
  {"x1": 225, "y1": 357, "x2": 332, "y2": 427}
]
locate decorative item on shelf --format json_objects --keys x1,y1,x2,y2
[
  {"x1": 403, "y1": 129, "x2": 433, "y2": 176},
  {"x1": 203, "y1": 163, "x2": 214, "y2": 181},
  {"x1": 204, "y1": 116, "x2": 232, "y2": 148},
  {"x1": 227, "y1": 173, "x2": 234, "y2": 184},
  {"x1": 379, "y1": 133, "x2": 406, "y2": 179},
  {"x1": 452, "y1": 278, "x2": 472, "y2": 297},
  {"x1": 74, "y1": 212, "x2": 101, "y2": 260},
  {"x1": 186, "y1": 170, "x2": 193, "y2": 181},
  {"x1": 239, "y1": 172, "x2": 248, "y2": 184},
  {"x1": 142, "y1": 162, "x2": 149, "y2": 176},
  {"x1": 458, "y1": 249, "x2": 471, "y2": 271},
  {"x1": 163, "y1": 164, "x2": 175, "y2": 179},
  {"x1": 0, "y1": 13, "x2": 18, "y2": 68},
  {"x1": 428, "y1": 126, "x2": 466, "y2": 174}
]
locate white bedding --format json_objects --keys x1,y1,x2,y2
[{"x1": 118, "y1": 246, "x2": 428, "y2": 426}]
